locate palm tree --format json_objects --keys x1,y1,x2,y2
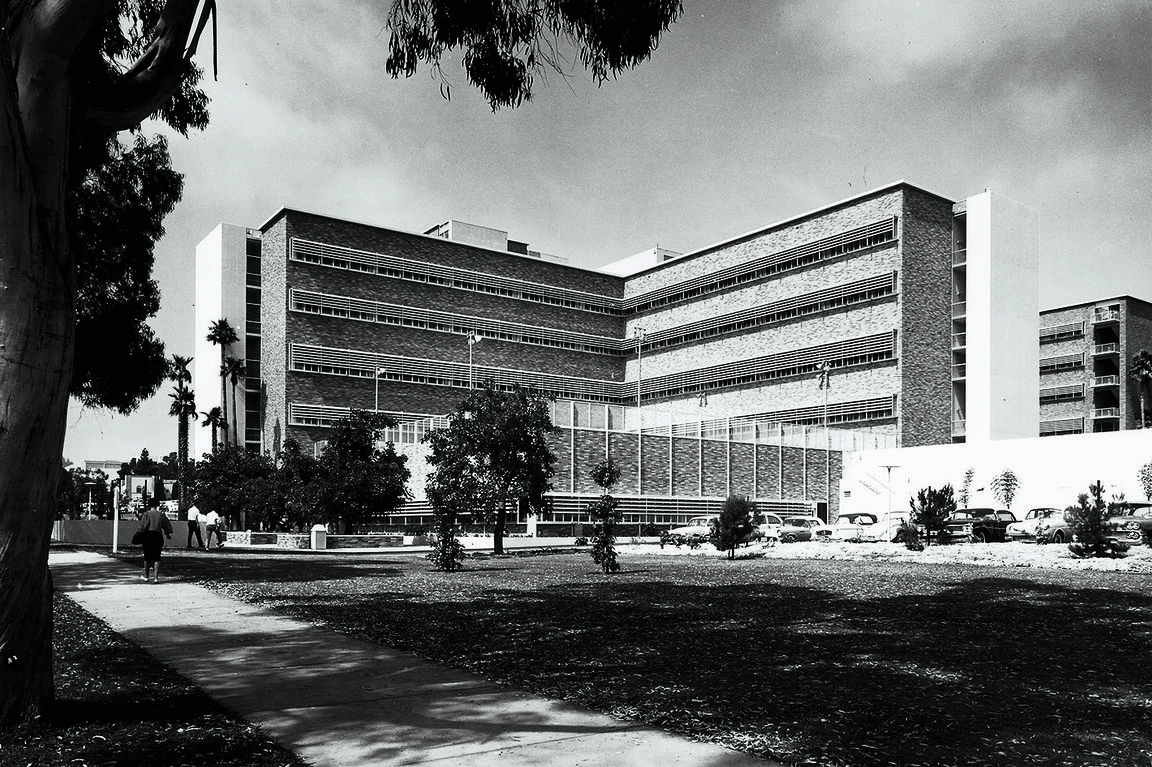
[
  {"x1": 166, "y1": 355, "x2": 197, "y2": 513},
  {"x1": 1130, "y1": 350, "x2": 1152, "y2": 428},
  {"x1": 222, "y1": 356, "x2": 247, "y2": 446},
  {"x1": 206, "y1": 318, "x2": 240, "y2": 442},
  {"x1": 200, "y1": 407, "x2": 226, "y2": 453}
]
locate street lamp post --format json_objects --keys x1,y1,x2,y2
[
  {"x1": 374, "y1": 366, "x2": 387, "y2": 412},
  {"x1": 817, "y1": 361, "x2": 831, "y2": 520},
  {"x1": 468, "y1": 331, "x2": 483, "y2": 389},
  {"x1": 83, "y1": 481, "x2": 96, "y2": 518},
  {"x1": 633, "y1": 326, "x2": 646, "y2": 495},
  {"x1": 880, "y1": 464, "x2": 899, "y2": 528}
]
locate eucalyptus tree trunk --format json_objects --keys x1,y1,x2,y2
[{"x1": 0, "y1": 0, "x2": 212, "y2": 724}]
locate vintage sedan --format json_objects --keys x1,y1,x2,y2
[
  {"x1": 757, "y1": 513, "x2": 784, "y2": 543},
  {"x1": 950, "y1": 508, "x2": 1018, "y2": 543},
  {"x1": 666, "y1": 515, "x2": 717, "y2": 545},
  {"x1": 1103, "y1": 504, "x2": 1152, "y2": 547},
  {"x1": 779, "y1": 515, "x2": 834, "y2": 543},
  {"x1": 834, "y1": 512, "x2": 884, "y2": 541},
  {"x1": 1006, "y1": 507, "x2": 1065, "y2": 542}
]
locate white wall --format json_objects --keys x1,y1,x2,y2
[
  {"x1": 194, "y1": 224, "x2": 248, "y2": 458},
  {"x1": 842, "y1": 429, "x2": 1152, "y2": 519},
  {"x1": 963, "y1": 192, "x2": 1039, "y2": 442}
]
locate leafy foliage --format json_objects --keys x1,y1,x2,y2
[
  {"x1": 909, "y1": 485, "x2": 956, "y2": 546},
  {"x1": 1129, "y1": 349, "x2": 1152, "y2": 427},
  {"x1": 959, "y1": 467, "x2": 975, "y2": 507},
  {"x1": 194, "y1": 445, "x2": 275, "y2": 530},
  {"x1": 1067, "y1": 481, "x2": 1129, "y2": 558},
  {"x1": 386, "y1": 0, "x2": 684, "y2": 109},
  {"x1": 424, "y1": 382, "x2": 557, "y2": 555},
  {"x1": 55, "y1": 468, "x2": 111, "y2": 519},
  {"x1": 991, "y1": 468, "x2": 1020, "y2": 510},
  {"x1": 312, "y1": 410, "x2": 410, "y2": 533},
  {"x1": 1138, "y1": 459, "x2": 1152, "y2": 502},
  {"x1": 585, "y1": 459, "x2": 622, "y2": 573},
  {"x1": 899, "y1": 520, "x2": 925, "y2": 551},
  {"x1": 714, "y1": 495, "x2": 755, "y2": 559}
]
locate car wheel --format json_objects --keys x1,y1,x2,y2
[
  {"x1": 782, "y1": 533, "x2": 797, "y2": 543},
  {"x1": 1053, "y1": 530, "x2": 1065, "y2": 544},
  {"x1": 974, "y1": 531, "x2": 987, "y2": 543}
]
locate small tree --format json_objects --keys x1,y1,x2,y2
[
  {"x1": 991, "y1": 468, "x2": 1020, "y2": 510},
  {"x1": 1138, "y1": 460, "x2": 1152, "y2": 502},
  {"x1": 1129, "y1": 350, "x2": 1152, "y2": 428},
  {"x1": 314, "y1": 410, "x2": 411, "y2": 533},
  {"x1": 586, "y1": 460, "x2": 622, "y2": 573},
  {"x1": 714, "y1": 495, "x2": 756, "y2": 559},
  {"x1": 959, "y1": 468, "x2": 975, "y2": 507},
  {"x1": 909, "y1": 484, "x2": 956, "y2": 546},
  {"x1": 1068, "y1": 481, "x2": 1129, "y2": 558},
  {"x1": 424, "y1": 382, "x2": 557, "y2": 555}
]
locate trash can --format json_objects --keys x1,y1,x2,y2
[{"x1": 310, "y1": 524, "x2": 327, "y2": 550}]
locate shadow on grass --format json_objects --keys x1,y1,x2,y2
[{"x1": 226, "y1": 560, "x2": 1152, "y2": 766}]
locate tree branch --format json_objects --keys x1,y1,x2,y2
[{"x1": 81, "y1": 0, "x2": 215, "y2": 133}]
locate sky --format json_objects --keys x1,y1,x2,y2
[{"x1": 62, "y1": 0, "x2": 1152, "y2": 465}]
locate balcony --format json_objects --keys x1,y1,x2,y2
[
  {"x1": 952, "y1": 332, "x2": 967, "y2": 350},
  {"x1": 952, "y1": 301, "x2": 967, "y2": 319},
  {"x1": 1093, "y1": 343, "x2": 1119, "y2": 355},
  {"x1": 1093, "y1": 375, "x2": 1119, "y2": 387},
  {"x1": 952, "y1": 249, "x2": 967, "y2": 266},
  {"x1": 951, "y1": 420, "x2": 966, "y2": 437},
  {"x1": 951, "y1": 363, "x2": 967, "y2": 380},
  {"x1": 1092, "y1": 308, "x2": 1120, "y2": 324},
  {"x1": 1092, "y1": 407, "x2": 1120, "y2": 419}
]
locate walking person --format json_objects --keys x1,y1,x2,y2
[
  {"x1": 136, "y1": 499, "x2": 173, "y2": 583},
  {"x1": 204, "y1": 508, "x2": 224, "y2": 549},
  {"x1": 186, "y1": 502, "x2": 204, "y2": 549}
]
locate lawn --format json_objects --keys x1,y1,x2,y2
[{"x1": 143, "y1": 544, "x2": 1152, "y2": 767}]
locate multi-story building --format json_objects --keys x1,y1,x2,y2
[
  {"x1": 1038, "y1": 296, "x2": 1152, "y2": 436},
  {"x1": 194, "y1": 181, "x2": 1040, "y2": 525}
]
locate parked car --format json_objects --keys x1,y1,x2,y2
[
  {"x1": 1006, "y1": 507, "x2": 1064, "y2": 542},
  {"x1": 834, "y1": 512, "x2": 884, "y2": 541},
  {"x1": 757, "y1": 513, "x2": 784, "y2": 543},
  {"x1": 1103, "y1": 503, "x2": 1152, "y2": 547},
  {"x1": 949, "y1": 508, "x2": 1018, "y2": 543},
  {"x1": 779, "y1": 515, "x2": 834, "y2": 543},
  {"x1": 667, "y1": 515, "x2": 717, "y2": 545}
]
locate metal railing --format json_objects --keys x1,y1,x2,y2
[
  {"x1": 1092, "y1": 308, "x2": 1120, "y2": 323},
  {"x1": 951, "y1": 363, "x2": 967, "y2": 379},
  {"x1": 1093, "y1": 375, "x2": 1119, "y2": 387},
  {"x1": 1093, "y1": 343, "x2": 1119, "y2": 355},
  {"x1": 952, "y1": 301, "x2": 967, "y2": 318},
  {"x1": 952, "y1": 332, "x2": 967, "y2": 349},
  {"x1": 1092, "y1": 407, "x2": 1120, "y2": 419}
]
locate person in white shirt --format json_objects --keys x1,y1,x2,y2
[
  {"x1": 186, "y1": 504, "x2": 204, "y2": 549},
  {"x1": 204, "y1": 509, "x2": 224, "y2": 549}
]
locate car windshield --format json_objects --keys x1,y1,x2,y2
[{"x1": 847, "y1": 514, "x2": 877, "y2": 524}]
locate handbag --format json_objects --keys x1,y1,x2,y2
[{"x1": 131, "y1": 530, "x2": 144, "y2": 545}]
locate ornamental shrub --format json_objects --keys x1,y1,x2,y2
[{"x1": 1067, "y1": 481, "x2": 1129, "y2": 558}]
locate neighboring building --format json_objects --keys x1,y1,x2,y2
[
  {"x1": 195, "y1": 181, "x2": 1041, "y2": 525},
  {"x1": 194, "y1": 224, "x2": 264, "y2": 456},
  {"x1": 1037, "y1": 296, "x2": 1152, "y2": 436}
]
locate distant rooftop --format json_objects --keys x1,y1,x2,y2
[{"x1": 424, "y1": 219, "x2": 568, "y2": 264}]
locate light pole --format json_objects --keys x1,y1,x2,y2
[
  {"x1": 83, "y1": 481, "x2": 96, "y2": 518},
  {"x1": 374, "y1": 366, "x2": 387, "y2": 412},
  {"x1": 468, "y1": 331, "x2": 483, "y2": 389},
  {"x1": 880, "y1": 464, "x2": 899, "y2": 528},
  {"x1": 817, "y1": 361, "x2": 831, "y2": 520},
  {"x1": 633, "y1": 327, "x2": 646, "y2": 422},
  {"x1": 633, "y1": 326, "x2": 646, "y2": 495}
]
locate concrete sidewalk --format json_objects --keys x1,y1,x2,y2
[{"x1": 51, "y1": 549, "x2": 771, "y2": 767}]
